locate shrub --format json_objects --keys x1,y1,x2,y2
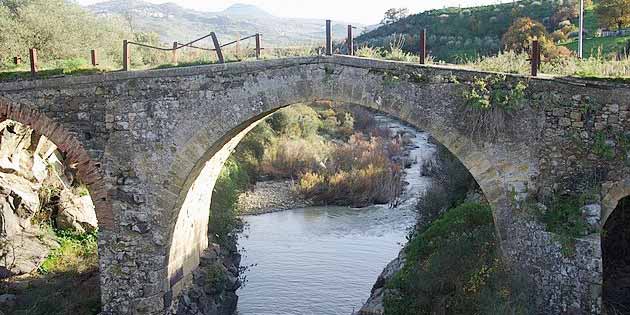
[
  {"x1": 538, "y1": 195, "x2": 589, "y2": 256},
  {"x1": 261, "y1": 137, "x2": 329, "y2": 179},
  {"x1": 208, "y1": 157, "x2": 247, "y2": 246},
  {"x1": 268, "y1": 104, "x2": 322, "y2": 138},
  {"x1": 385, "y1": 203, "x2": 533, "y2": 315},
  {"x1": 356, "y1": 45, "x2": 383, "y2": 59},
  {"x1": 296, "y1": 134, "x2": 403, "y2": 207},
  {"x1": 461, "y1": 75, "x2": 527, "y2": 140}
]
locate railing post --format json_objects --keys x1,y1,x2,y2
[
  {"x1": 325, "y1": 19, "x2": 332, "y2": 56},
  {"x1": 123, "y1": 40, "x2": 129, "y2": 71},
  {"x1": 91, "y1": 49, "x2": 98, "y2": 67},
  {"x1": 210, "y1": 32, "x2": 224, "y2": 64},
  {"x1": 530, "y1": 40, "x2": 540, "y2": 77},
  {"x1": 347, "y1": 25, "x2": 353, "y2": 56},
  {"x1": 172, "y1": 41, "x2": 178, "y2": 64},
  {"x1": 13, "y1": 57, "x2": 21, "y2": 65},
  {"x1": 419, "y1": 29, "x2": 427, "y2": 64},
  {"x1": 255, "y1": 33, "x2": 262, "y2": 60},
  {"x1": 29, "y1": 48, "x2": 37, "y2": 77}
]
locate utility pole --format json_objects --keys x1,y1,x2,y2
[{"x1": 578, "y1": 0, "x2": 584, "y2": 59}]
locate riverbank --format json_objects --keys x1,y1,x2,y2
[
  {"x1": 234, "y1": 112, "x2": 434, "y2": 217},
  {"x1": 236, "y1": 180, "x2": 311, "y2": 215},
  {"x1": 173, "y1": 236, "x2": 242, "y2": 315}
]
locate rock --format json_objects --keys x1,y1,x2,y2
[
  {"x1": 359, "y1": 288, "x2": 385, "y2": 315},
  {"x1": 0, "y1": 173, "x2": 40, "y2": 220},
  {"x1": 0, "y1": 294, "x2": 16, "y2": 307},
  {"x1": 581, "y1": 204, "x2": 601, "y2": 231},
  {"x1": 0, "y1": 201, "x2": 21, "y2": 238},
  {"x1": 236, "y1": 180, "x2": 310, "y2": 215},
  {"x1": 0, "y1": 121, "x2": 33, "y2": 176},
  {"x1": 174, "y1": 240, "x2": 241, "y2": 315},
  {"x1": 0, "y1": 232, "x2": 51, "y2": 275},
  {"x1": 55, "y1": 191, "x2": 97, "y2": 233},
  {"x1": 359, "y1": 251, "x2": 406, "y2": 315},
  {"x1": 0, "y1": 120, "x2": 97, "y2": 278},
  {"x1": 0, "y1": 266, "x2": 13, "y2": 279}
]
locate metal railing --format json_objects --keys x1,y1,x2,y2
[
  {"x1": 326, "y1": 19, "x2": 541, "y2": 76},
  {"x1": 12, "y1": 20, "x2": 545, "y2": 78},
  {"x1": 123, "y1": 32, "x2": 263, "y2": 71}
]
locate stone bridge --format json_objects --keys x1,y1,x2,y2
[{"x1": 0, "y1": 55, "x2": 628, "y2": 314}]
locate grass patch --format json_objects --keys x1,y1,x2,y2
[
  {"x1": 38, "y1": 229, "x2": 98, "y2": 274},
  {"x1": 464, "y1": 50, "x2": 630, "y2": 79},
  {"x1": 561, "y1": 36, "x2": 630, "y2": 59},
  {"x1": 1, "y1": 228, "x2": 100, "y2": 315}
]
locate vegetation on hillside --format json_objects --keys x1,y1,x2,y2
[
  {"x1": 360, "y1": 0, "x2": 630, "y2": 64},
  {"x1": 357, "y1": 0, "x2": 562, "y2": 61},
  {"x1": 0, "y1": 0, "x2": 129, "y2": 68}
]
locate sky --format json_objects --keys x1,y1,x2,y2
[{"x1": 75, "y1": 0, "x2": 514, "y2": 25}]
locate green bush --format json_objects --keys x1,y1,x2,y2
[
  {"x1": 385, "y1": 202, "x2": 533, "y2": 315},
  {"x1": 539, "y1": 195, "x2": 589, "y2": 256},
  {"x1": 208, "y1": 157, "x2": 248, "y2": 246}
]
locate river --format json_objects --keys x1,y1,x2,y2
[{"x1": 236, "y1": 115, "x2": 436, "y2": 315}]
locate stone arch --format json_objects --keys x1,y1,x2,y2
[
  {"x1": 0, "y1": 97, "x2": 113, "y2": 228},
  {"x1": 602, "y1": 178, "x2": 630, "y2": 226},
  {"x1": 602, "y1": 194, "x2": 630, "y2": 312},
  {"x1": 162, "y1": 98, "x2": 512, "y2": 300}
]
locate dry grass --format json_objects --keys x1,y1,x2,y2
[
  {"x1": 297, "y1": 133, "x2": 404, "y2": 207},
  {"x1": 463, "y1": 50, "x2": 630, "y2": 78}
]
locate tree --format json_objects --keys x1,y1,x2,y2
[
  {"x1": 502, "y1": 17, "x2": 569, "y2": 59},
  {"x1": 0, "y1": 0, "x2": 131, "y2": 66},
  {"x1": 0, "y1": 0, "x2": 32, "y2": 16},
  {"x1": 502, "y1": 17, "x2": 549, "y2": 53},
  {"x1": 595, "y1": 0, "x2": 630, "y2": 31},
  {"x1": 381, "y1": 8, "x2": 409, "y2": 25}
]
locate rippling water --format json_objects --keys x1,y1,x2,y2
[{"x1": 236, "y1": 115, "x2": 435, "y2": 315}]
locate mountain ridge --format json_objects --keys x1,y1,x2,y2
[{"x1": 86, "y1": 0, "x2": 363, "y2": 47}]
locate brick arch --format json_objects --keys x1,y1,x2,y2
[
  {"x1": 602, "y1": 178, "x2": 630, "y2": 226},
  {"x1": 161, "y1": 100, "x2": 512, "y2": 299},
  {"x1": 0, "y1": 97, "x2": 113, "y2": 228}
]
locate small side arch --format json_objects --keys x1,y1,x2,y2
[
  {"x1": 0, "y1": 97, "x2": 113, "y2": 228},
  {"x1": 602, "y1": 178, "x2": 630, "y2": 226}
]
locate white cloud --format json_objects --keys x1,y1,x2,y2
[{"x1": 76, "y1": 0, "x2": 514, "y2": 24}]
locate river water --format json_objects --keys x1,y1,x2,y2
[{"x1": 236, "y1": 116, "x2": 436, "y2": 315}]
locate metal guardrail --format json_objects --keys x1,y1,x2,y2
[
  {"x1": 13, "y1": 20, "x2": 544, "y2": 78},
  {"x1": 123, "y1": 32, "x2": 263, "y2": 71}
]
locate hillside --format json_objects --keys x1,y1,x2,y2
[
  {"x1": 560, "y1": 4, "x2": 630, "y2": 58},
  {"x1": 86, "y1": 0, "x2": 361, "y2": 47},
  {"x1": 357, "y1": 0, "x2": 628, "y2": 61}
]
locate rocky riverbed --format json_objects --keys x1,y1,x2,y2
[{"x1": 236, "y1": 180, "x2": 311, "y2": 215}]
